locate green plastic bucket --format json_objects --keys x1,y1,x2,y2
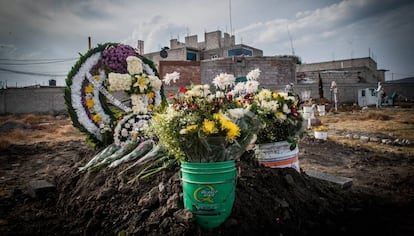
[{"x1": 180, "y1": 160, "x2": 237, "y2": 229}]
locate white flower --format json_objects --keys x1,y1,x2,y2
[
  {"x1": 121, "y1": 128, "x2": 129, "y2": 137},
  {"x1": 108, "y1": 73, "x2": 132, "y2": 91},
  {"x1": 283, "y1": 103, "x2": 291, "y2": 114},
  {"x1": 215, "y1": 91, "x2": 225, "y2": 98},
  {"x1": 187, "y1": 84, "x2": 210, "y2": 98},
  {"x1": 231, "y1": 82, "x2": 246, "y2": 95},
  {"x1": 278, "y1": 92, "x2": 288, "y2": 99},
  {"x1": 287, "y1": 96, "x2": 296, "y2": 102},
  {"x1": 163, "y1": 71, "x2": 180, "y2": 85},
  {"x1": 133, "y1": 75, "x2": 148, "y2": 93},
  {"x1": 261, "y1": 100, "x2": 279, "y2": 112},
  {"x1": 257, "y1": 89, "x2": 272, "y2": 101},
  {"x1": 212, "y1": 73, "x2": 235, "y2": 90},
  {"x1": 246, "y1": 68, "x2": 261, "y2": 80},
  {"x1": 131, "y1": 94, "x2": 147, "y2": 114},
  {"x1": 126, "y1": 56, "x2": 143, "y2": 75},
  {"x1": 227, "y1": 108, "x2": 247, "y2": 120},
  {"x1": 148, "y1": 75, "x2": 162, "y2": 91},
  {"x1": 245, "y1": 80, "x2": 259, "y2": 94}
]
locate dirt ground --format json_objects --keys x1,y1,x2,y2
[{"x1": 0, "y1": 106, "x2": 413, "y2": 235}]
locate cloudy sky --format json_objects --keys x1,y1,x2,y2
[{"x1": 0, "y1": 0, "x2": 413, "y2": 87}]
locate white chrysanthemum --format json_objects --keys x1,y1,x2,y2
[
  {"x1": 257, "y1": 89, "x2": 272, "y2": 101},
  {"x1": 246, "y1": 68, "x2": 261, "y2": 81},
  {"x1": 163, "y1": 71, "x2": 180, "y2": 85},
  {"x1": 261, "y1": 100, "x2": 279, "y2": 112},
  {"x1": 121, "y1": 128, "x2": 129, "y2": 137},
  {"x1": 126, "y1": 56, "x2": 143, "y2": 75},
  {"x1": 131, "y1": 94, "x2": 147, "y2": 114},
  {"x1": 231, "y1": 82, "x2": 246, "y2": 95},
  {"x1": 108, "y1": 73, "x2": 132, "y2": 91},
  {"x1": 215, "y1": 91, "x2": 225, "y2": 98},
  {"x1": 148, "y1": 75, "x2": 162, "y2": 91},
  {"x1": 187, "y1": 85, "x2": 210, "y2": 98},
  {"x1": 245, "y1": 80, "x2": 259, "y2": 94},
  {"x1": 212, "y1": 73, "x2": 235, "y2": 90}
]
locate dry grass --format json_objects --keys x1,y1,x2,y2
[
  {"x1": 319, "y1": 108, "x2": 414, "y2": 156},
  {"x1": 0, "y1": 114, "x2": 83, "y2": 147},
  {"x1": 1, "y1": 109, "x2": 413, "y2": 155}
]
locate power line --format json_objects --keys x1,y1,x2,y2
[
  {"x1": 0, "y1": 57, "x2": 77, "y2": 62},
  {"x1": 0, "y1": 66, "x2": 67, "y2": 77},
  {"x1": 0, "y1": 59, "x2": 76, "y2": 65}
]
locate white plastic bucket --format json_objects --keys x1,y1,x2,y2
[
  {"x1": 314, "y1": 131, "x2": 328, "y2": 140},
  {"x1": 255, "y1": 141, "x2": 300, "y2": 172},
  {"x1": 302, "y1": 106, "x2": 312, "y2": 120},
  {"x1": 317, "y1": 105, "x2": 325, "y2": 116}
]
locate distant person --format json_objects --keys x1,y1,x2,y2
[{"x1": 375, "y1": 81, "x2": 384, "y2": 109}]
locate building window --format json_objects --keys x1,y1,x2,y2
[
  {"x1": 211, "y1": 54, "x2": 219, "y2": 59},
  {"x1": 370, "y1": 89, "x2": 376, "y2": 96},
  {"x1": 227, "y1": 48, "x2": 252, "y2": 56},
  {"x1": 187, "y1": 51, "x2": 197, "y2": 61}
]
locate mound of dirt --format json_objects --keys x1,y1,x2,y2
[{"x1": 1, "y1": 139, "x2": 413, "y2": 236}]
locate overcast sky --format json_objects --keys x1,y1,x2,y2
[{"x1": 0, "y1": 0, "x2": 413, "y2": 87}]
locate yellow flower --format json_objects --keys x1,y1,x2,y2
[
  {"x1": 133, "y1": 75, "x2": 148, "y2": 93},
  {"x1": 85, "y1": 84, "x2": 93, "y2": 93},
  {"x1": 93, "y1": 75, "x2": 100, "y2": 81},
  {"x1": 92, "y1": 114, "x2": 101, "y2": 123},
  {"x1": 202, "y1": 119, "x2": 218, "y2": 134},
  {"x1": 147, "y1": 103, "x2": 154, "y2": 111},
  {"x1": 213, "y1": 113, "x2": 241, "y2": 142},
  {"x1": 272, "y1": 92, "x2": 278, "y2": 99},
  {"x1": 276, "y1": 111, "x2": 287, "y2": 120},
  {"x1": 221, "y1": 119, "x2": 240, "y2": 142},
  {"x1": 147, "y1": 91, "x2": 155, "y2": 99},
  {"x1": 314, "y1": 125, "x2": 329, "y2": 132},
  {"x1": 186, "y1": 125, "x2": 198, "y2": 133},
  {"x1": 85, "y1": 98, "x2": 94, "y2": 108}
]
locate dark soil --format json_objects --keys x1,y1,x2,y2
[{"x1": 1, "y1": 136, "x2": 414, "y2": 235}]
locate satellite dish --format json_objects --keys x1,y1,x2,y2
[{"x1": 160, "y1": 48, "x2": 168, "y2": 58}]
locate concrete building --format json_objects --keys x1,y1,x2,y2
[
  {"x1": 294, "y1": 57, "x2": 390, "y2": 103},
  {"x1": 143, "y1": 30, "x2": 263, "y2": 67},
  {"x1": 296, "y1": 57, "x2": 386, "y2": 85}
]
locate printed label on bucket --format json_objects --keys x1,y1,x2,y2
[{"x1": 194, "y1": 185, "x2": 218, "y2": 203}]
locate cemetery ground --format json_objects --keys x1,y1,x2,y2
[{"x1": 0, "y1": 106, "x2": 413, "y2": 235}]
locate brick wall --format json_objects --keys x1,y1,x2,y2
[
  {"x1": 201, "y1": 56, "x2": 296, "y2": 89},
  {"x1": 159, "y1": 61, "x2": 201, "y2": 93}
]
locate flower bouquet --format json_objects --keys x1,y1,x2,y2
[
  {"x1": 147, "y1": 71, "x2": 261, "y2": 229},
  {"x1": 250, "y1": 89, "x2": 304, "y2": 148},
  {"x1": 149, "y1": 72, "x2": 261, "y2": 163},
  {"x1": 248, "y1": 87, "x2": 304, "y2": 170},
  {"x1": 313, "y1": 125, "x2": 328, "y2": 140}
]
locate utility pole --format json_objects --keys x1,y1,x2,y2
[
  {"x1": 287, "y1": 25, "x2": 295, "y2": 55},
  {"x1": 88, "y1": 36, "x2": 91, "y2": 50},
  {"x1": 229, "y1": 0, "x2": 233, "y2": 36}
]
